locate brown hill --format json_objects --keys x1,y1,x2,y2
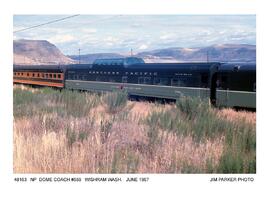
[{"x1": 13, "y1": 39, "x2": 75, "y2": 65}]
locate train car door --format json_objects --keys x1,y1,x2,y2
[
  {"x1": 210, "y1": 73, "x2": 217, "y2": 106},
  {"x1": 215, "y1": 72, "x2": 229, "y2": 107}
]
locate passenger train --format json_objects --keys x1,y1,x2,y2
[{"x1": 13, "y1": 57, "x2": 256, "y2": 109}]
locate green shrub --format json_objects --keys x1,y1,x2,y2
[
  {"x1": 103, "y1": 91, "x2": 128, "y2": 114},
  {"x1": 217, "y1": 120, "x2": 256, "y2": 173},
  {"x1": 176, "y1": 96, "x2": 209, "y2": 119},
  {"x1": 60, "y1": 90, "x2": 98, "y2": 117}
]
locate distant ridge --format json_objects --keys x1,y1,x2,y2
[
  {"x1": 13, "y1": 39, "x2": 75, "y2": 65},
  {"x1": 70, "y1": 44, "x2": 256, "y2": 63},
  {"x1": 13, "y1": 39, "x2": 256, "y2": 65},
  {"x1": 137, "y1": 44, "x2": 256, "y2": 63}
]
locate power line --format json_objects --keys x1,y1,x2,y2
[{"x1": 13, "y1": 15, "x2": 80, "y2": 33}]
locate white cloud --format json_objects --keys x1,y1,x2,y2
[
  {"x1": 48, "y1": 34, "x2": 75, "y2": 43},
  {"x1": 81, "y1": 28, "x2": 97, "y2": 33},
  {"x1": 138, "y1": 44, "x2": 148, "y2": 50},
  {"x1": 159, "y1": 33, "x2": 176, "y2": 40},
  {"x1": 103, "y1": 36, "x2": 120, "y2": 46},
  {"x1": 104, "y1": 36, "x2": 119, "y2": 42},
  {"x1": 131, "y1": 23, "x2": 142, "y2": 28}
]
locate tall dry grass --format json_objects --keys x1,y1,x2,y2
[{"x1": 13, "y1": 85, "x2": 256, "y2": 173}]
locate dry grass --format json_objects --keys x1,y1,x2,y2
[
  {"x1": 13, "y1": 85, "x2": 256, "y2": 173},
  {"x1": 218, "y1": 108, "x2": 256, "y2": 125},
  {"x1": 13, "y1": 116, "x2": 223, "y2": 173}
]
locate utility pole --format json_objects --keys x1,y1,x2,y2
[
  {"x1": 207, "y1": 50, "x2": 209, "y2": 63},
  {"x1": 78, "y1": 48, "x2": 81, "y2": 64}
]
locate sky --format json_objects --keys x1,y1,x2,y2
[{"x1": 13, "y1": 15, "x2": 256, "y2": 55}]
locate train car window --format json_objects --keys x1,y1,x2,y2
[
  {"x1": 53, "y1": 74, "x2": 56, "y2": 79},
  {"x1": 154, "y1": 78, "x2": 169, "y2": 86},
  {"x1": 32, "y1": 73, "x2": 35, "y2": 77},
  {"x1": 116, "y1": 72, "x2": 119, "y2": 75},
  {"x1": 201, "y1": 74, "x2": 208, "y2": 87},
  {"x1": 138, "y1": 77, "x2": 151, "y2": 84},
  {"x1": 42, "y1": 73, "x2": 44, "y2": 78},
  {"x1": 49, "y1": 74, "x2": 52, "y2": 78},
  {"x1": 122, "y1": 76, "x2": 128, "y2": 83},
  {"x1": 171, "y1": 78, "x2": 180, "y2": 86},
  {"x1": 216, "y1": 74, "x2": 228, "y2": 90},
  {"x1": 144, "y1": 77, "x2": 151, "y2": 84},
  {"x1": 37, "y1": 73, "x2": 40, "y2": 77},
  {"x1": 27, "y1": 73, "x2": 29, "y2": 77},
  {"x1": 45, "y1": 74, "x2": 48, "y2": 78},
  {"x1": 58, "y1": 74, "x2": 61, "y2": 79},
  {"x1": 222, "y1": 76, "x2": 227, "y2": 83},
  {"x1": 201, "y1": 74, "x2": 208, "y2": 83}
]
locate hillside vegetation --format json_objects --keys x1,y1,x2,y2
[{"x1": 13, "y1": 85, "x2": 256, "y2": 173}]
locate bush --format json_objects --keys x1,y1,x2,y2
[
  {"x1": 103, "y1": 91, "x2": 128, "y2": 114},
  {"x1": 14, "y1": 88, "x2": 100, "y2": 118},
  {"x1": 176, "y1": 96, "x2": 210, "y2": 120},
  {"x1": 219, "y1": 119, "x2": 256, "y2": 173}
]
